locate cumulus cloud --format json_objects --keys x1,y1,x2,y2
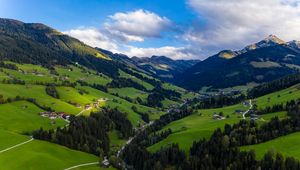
[
  {"x1": 63, "y1": 27, "x2": 119, "y2": 52},
  {"x1": 185, "y1": 0, "x2": 300, "y2": 57},
  {"x1": 123, "y1": 46, "x2": 197, "y2": 60},
  {"x1": 104, "y1": 9, "x2": 171, "y2": 42},
  {"x1": 63, "y1": 9, "x2": 198, "y2": 60}
]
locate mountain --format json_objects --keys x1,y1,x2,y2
[
  {"x1": 98, "y1": 48, "x2": 199, "y2": 81},
  {"x1": 0, "y1": 18, "x2": 123, "y2": 77},
  {"x1": 176, "y1": 35, "x2": 300, "y2": 90},
  {"x1": 131, "y1": 55, "x2": 199, "y2": 81}
]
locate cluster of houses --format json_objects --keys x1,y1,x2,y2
[
  {"x1": 84, "y1": 98, "x2": 108, "y2": 110},
  {"x1": 39, "y1": 111, "x2": 70, "y2": 121}
]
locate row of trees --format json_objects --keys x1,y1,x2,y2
[
  {"x1": 248, "y1": 73, "x2": 300, "y2": 98},
  {"x1": 191, "y1": 93, "x2": 246, "y2": 109}
]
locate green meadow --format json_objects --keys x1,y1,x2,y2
[
  {"x1": 0, "y1": 84, "x2": 81, "y2": 115},
  {"x1": 56, "y1": 65, "x2": 111, "y2": 85},
  {"x1": 255, "y1": 84, "x2": 300, "y2": 109},
  {"x1": 0, "y1": 137, "x2": 99, "y2": 170},
  {"x1": 108, "y1": 87, "x2": 148, "y2": 101},
  {"x1": 241, "y1": 131, "x2": 300, "y2": 160},
  {"x1": 119, "y1": 70, "x2": 154, "y2": 90},
  {"x1": 0, "y1": 101, "x2": 66, "y2": 133}
]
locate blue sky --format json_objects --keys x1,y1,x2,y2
[{"x1": 1, "y1": 0, "x2": 300, "y2": 59}]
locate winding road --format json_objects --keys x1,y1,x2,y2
[
  {"x1": 117, "y1": 121, "x2": 154, "y2": 157},
  {"x1": 242, "y1": 99, "x2": 252, "y2": 119},
  {"x1": 64, "y1": 162, "x2": 99, "y2": 170}
]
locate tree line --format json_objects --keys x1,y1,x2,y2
[{"x1": 248, "y1": 73, "x2": 300, "y2": 98}]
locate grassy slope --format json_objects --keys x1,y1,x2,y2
[
  {"x1": 0, "y1": 130, "x2": 30, "y2": 150},
  {"x1": 119, "y1": 70, "x2": 154, "y2": 90},
  {"x1": 2, "y1": 68, "x2": 56, "y2": 83},
  {"x1": 56, "y1": 65, "x2": 111, "y2": 85},
  {"x1": 148, "y1": 84, "x2": 300, "y2": 152},
  {"x1": 241, "y1": 131, "x2": 300, "y2": 160},
  {"x1": 255, "y1": 84, "x2": 300, "y2": 109},
  {"x1": 0, "y1": 101, "x2": 66, "y2": 133},
  {"x1": 0, "y1": 138, "x2": 99, "y2": 170},
  {"x1": 79, "y1": 86, "x2": 164, "y2": 126},
  {"x1": 108, "y1": 87, "x2": 148, "y2": 101},
  {"x1": 0, "y1": 84, "x2": 81, "y2": 115}
]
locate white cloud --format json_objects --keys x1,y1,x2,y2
[
  {"x1": 123, "y1": 46, "x2": 196, "y2": 60},
  {"x1": 63, "y1": 27, "x2": 196, "y2": 60},
  {"x1": 63, "y1": 27, "x2": 119, "y2": 53},
  {"x1": 62, "y1": 9, "x2": 198, "y2": 60},
  {"x1": 186, "y1": 0, "x2": 300, "y2": 57},
  {"x1": 104, "y1": 9, "x2": 171, "y2": 42}
]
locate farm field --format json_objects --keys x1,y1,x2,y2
[
  {"x1": 2, "y1": 68, "x2": 56, "y2": 84},
  {"x1": 0, "y1": 101, "x2": 66, "y2": 133},
  {"x1": 241, "y1": 131, "x2": 300, "y2": 160},
  {"x1": 108, "y1": 87, "x2": 148, "y2": 101},
  {"x1": 0, "y1": 84, "x2": 81, "y2": 115},
  {"x1": 119, "y1": 70, "x2": 154, "y2": 90},
  {"x1": 0, "y1": 130, "x2": 30, "y2": 150},
  {"x1": 55, "y1": 65, "x2": 111, "y2": 85},
  {"x1": 0, "y1": 136, "x2": 99, "y2": 170}
]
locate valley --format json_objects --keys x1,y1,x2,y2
[{"x1": 1, "y1": 17, "x2": 300, "y2": 170}]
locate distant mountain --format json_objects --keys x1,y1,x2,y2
[
  {"x1": 176, "y1": 35, "x2": 300, "y2": 90},
  {"x1": 131, "y1": 55, "x2": 199, "y2": 81},
  {"x1": 98, "y1": 48, "x2": 199, "y2": 82}
]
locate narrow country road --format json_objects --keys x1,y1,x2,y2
[
  {"x1": 64, "y1": 162, "x2": 99, "y2": 170},
  {"x1": 117, "y1": 121, "x2": 154, "y2": 157},
  {"x1": 0, "y1": 137, "x2": 34, "y2": 154},
  {"x1": 242, "y1": 99, "x2": 252, "y2": 119}
]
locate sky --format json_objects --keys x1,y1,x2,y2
[{"x1": 1, "y1": 0, "x2": 300, "y2": 60}]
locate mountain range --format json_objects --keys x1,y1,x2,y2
[
  {"x1": 175, "y1": 35, "x2": 300, "y2": 90},
  {"x1": 2, "y1": 18, "x2": 300, "y2": 92}
]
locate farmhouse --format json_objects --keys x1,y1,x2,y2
[
  {"x1": 84, "y1": 104, "x2": 92, "y2": 110},
  {"x1": 39, "y1": 112, "x2": 70, "y2": 121},
  {"x1": 102, "y1": 157, "x2": 110, "y2": 167},
  {"x1": 213, "y1": 114, "x2": 225, "y2": 120}
]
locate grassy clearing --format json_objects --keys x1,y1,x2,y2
[
  {"x1": 0, "y1": 101, "x2": 66, "y2": 133},
  {"x1": 0, "y1": 138, "x2": 99, "y2": 170},
  {"x1": 0, "y1": 84, "x2": 81, "y2": 115},
  {"x1": 108, "y1": 87, "x2": 148, "y2": 101},
  {"x1": 2, "y1": 68, "x2": 56, "y2": 83},
  {"x1": 241, "y1": 131, "x2": 300, "y2": 160},
  {"x1": 0, "y1": 130, "x2": 30, "y2": 150},
  {"x1": 161, "y1": 99, "x2": 179, "y2": 108},
  {"x1": 56, "y1": 65, "x2": 111, "y2": 85},
  {"x1": 255, "y1": 84, "x2": 300, "y2": 109},
  {"x1": 119, "y1": 70, "x2": 154, "y2": 90}
]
